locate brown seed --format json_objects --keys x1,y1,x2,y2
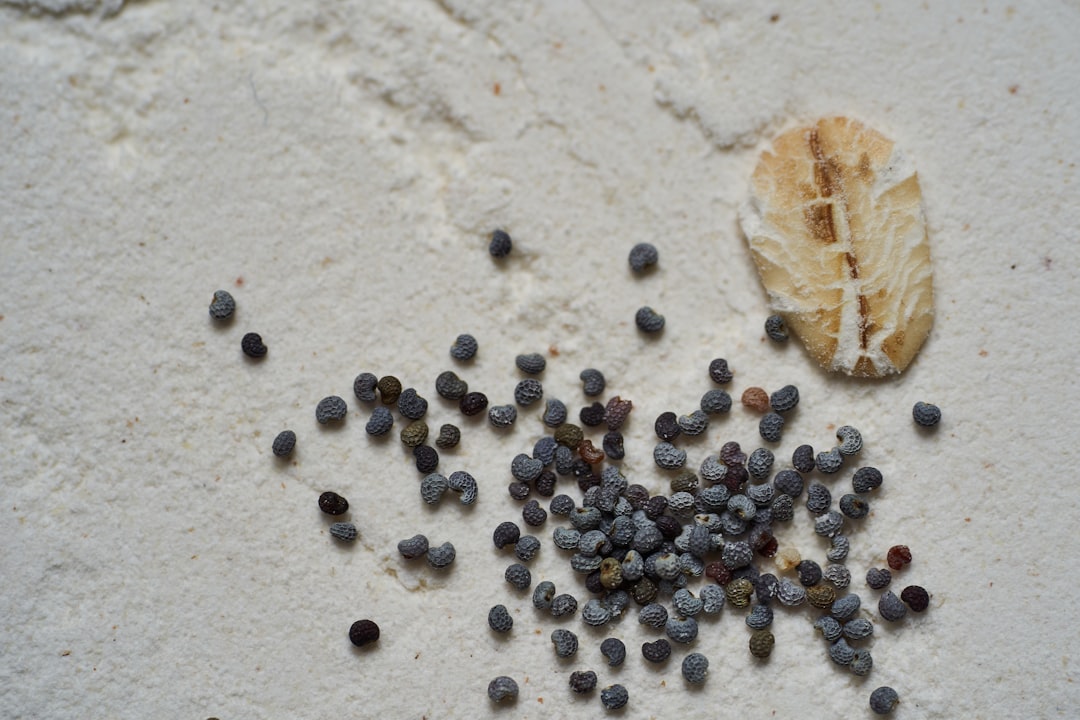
[
  {"x1": 725, "y1": 578, "x2": 754, "y2": 608},
  {"x1": 553, "y1": 423, "x2": 584, "y2": 449},
  {"x1": 604, "y1": 396, "x2": 634, "y2": 430},
  {"x1": 579, "y1": 438, "x2": 605, "y2": 464},
  {"x1": 741, "y1": 387, "x2": 770, "y2": 412},
  {"x1": 749, "y1": 629, "x2": 775, "y2": 659},
  {"x1": 600, "y1": 557, "x2": 623, "y2": 589},
  {"x1": 806, "y1": 584, "x2": 837, "y2": 609},
  {"x1": 377, "y1": 375, "x2": 402, "y2": 405},
  {"x1": 399, "y1": 420, "x2": 429, "y2": 448},
  {"x1": 887, "y1": 545, "x2": 913, "y2": 571},
  {"x1": 705, "y1": 562, "x2": 732, "y2": 586}
]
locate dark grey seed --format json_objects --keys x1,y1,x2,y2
[
  {"x1": 208, "y1": 290, "x2": 235, "y2": 320},
  {"x1": 489, "y1": 229, "x2": 512, "y2": 258},
  {"x1": 764, "y1": 314, "x2": 788, "y2": 341},
  {"x1": 628, "y1": 242, "x2": 659, "y2": 272},
  {"x1": 272, "y1": 430, "x2": 296, "y2": 457}
]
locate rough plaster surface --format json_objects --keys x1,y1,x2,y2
[{"x1": 1, "y1": 1, "x2": 1078, "y2": 718}]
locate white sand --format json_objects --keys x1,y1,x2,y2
[{"x1": 2, "y1": 1, "x2": 1078, "y2": 717}]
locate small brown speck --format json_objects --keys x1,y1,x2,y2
[
  {"x1": 770, "y1": 13, "x2": 780, "y2": 22},
  {"x1": 61, "y1": 650, "x2": 71, "y2": 656},
  {"x1": 965, "y1": 517, "x2": 971, "y2": 522},
  {"x1": 235, "y1": 276, "x2": 244, "y2": 286},
  {"x1": 548, "y1": 345, "x2": 559, "y2": 356},
  {"x1": 1008, "y1": 84, "x2": 1019, "y2": 94},
  {"x1": 493, "y1": 82, "x2": 501, "y2": 95},
  {"x1": 979, "y1": 349, "x2": 988, "y2": 357}
]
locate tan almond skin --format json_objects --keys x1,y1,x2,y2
[{"x1": 740, "y1": 117, "x2": 934, "y2": 377}]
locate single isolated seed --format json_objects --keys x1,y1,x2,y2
[
  {"x1": 450, "y1": 333, "x2": 478, "y2": 361},
  {"x1": 635, "y1": 306, "x2": 666, "y2": 333},
  {"x1": 489, "y1": 229, "x2": 512, "y2": 258},
  {"x1": 701, "y1": 389, "x2": 732, "y2": 414},
  {"x1": 488, "y1": 404, "x2": 517, "y2": 428},
  {"x1": 487, "y1": 676, "x2": 518, "y2": 703},
  {"x1": 870, "y1": 686, "x2": 900, "y2": 715},
  {"x1": 551, "y1": 628, "x2": 579, "y2": 658},
  {"x1": 492, "y1": 521, "x2": 521, "y2": 549},
  {"x1": 836, "y1": 425, "x2": 863, "y2": 455},
  {"x1": 912, "y1": 401, "x2": 941, "y2": 427},
  {"x1": 709, "y1": 358, "x2": 733, "y2": 384},
  {"x1": 569, "y1": 670, "x2": 598, "y2": 694},
  {"x1": 348, "y1": 619, "x2": 379, "y2": 647},
  {"x1": 749, "y1": 629, "x2": 775, "y2": 659},
  {"x1": 628, "y1": 242, "x2": 659, "y2": 272},
  {"x1": 580, "y1": 368, "x2": 606, "y2": 396},
  {"x1": 329, "y1": 522, "x2": 357, "y2": 542},
  {"x1": 241, "y1": 332, "x2": 267, "y2": 358},
  {"x1": 853, "y1": 466, "x2": 884, "y2": 493},
  {"x1": 764, "y1": 313, "x2": 788, "y2": 341},
  {"x1": 208, "y1": 290, "x2": 235, "y2": 320},
  {"x1": 488, "y1": 604, "x2": 514, "y2": 633},
  {"x1": 318, "y1": 491, "x2": 349, "y2": 516},
  {"x1": 272, "y1": 430, "x2": 296, "y2": 457}
]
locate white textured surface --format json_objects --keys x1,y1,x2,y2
[{"x1": 2, "y1": 2, "x2": 1078, "y2": 718}]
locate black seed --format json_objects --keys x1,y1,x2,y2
[
  {"x1": 459, "y1": 391, "x2": 489, "y2": 416},
  {"x1": 241, "y1": 332, "x2": 267, "y2": 358},
  {"x1": 413, "y1": 445, "x2": 439, "y2": 473},
  {"x1": 654, "y1": 412, "x2": 681, "y2": 441},
  {"x1": 489, "y1": 229, "x2": 512, "y2": 257},
  {"x1": 348, "y1": 619, "x2": 380, "y2": 647},
  {"x1": 318, "y1": 491, "x2": 349, "y2": 516},
  {"x1": 580, "y1": 402, "x2": 606, "y2": 427}
]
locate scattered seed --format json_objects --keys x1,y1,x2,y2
[
  {"x1": 489, "y1": 229, "x2": 512, "y2": 258},
  {"x1": 532, "y1": 581, "x2": 556, "y2": 609},
  {"x1": 580, "y1": 401, "x2": 606, "y2": 427},
  {"x1": 208, "y1": 290, "x2": 235, "y2": 320},
  {"x1": 878, "y1": 590, "x2": 907, "y2": 621},
  {"x1": 365, "y1": 408, "x2": 395, "y2": 436},
  {"x1": 272, "y1": 430, "x2": 296, "y2": 457},
  {"x1": 318, "y1": 491, "x2": 348, "y2": 516},
  {"x1": 348, "y1": 619, "x2": 379, "y2": 647},
  {"x1": 654, "y1": 411, "x2": 681, "y2": 441},
  {"x1": 400, "y1": 420, "x2": 429, "y2": 448},
  {"x1": 487, "y1": 676, "x2": 518, "y2": 703},
  {"x1": 419, "y1": 473, "x2": 448, "y2": 504},
  {"x1": 492, "y1": 521, "x2": 521, "y2": 549},
  {"x1": 514, "y1": 378, "x2": 544, "y2": 406},
  {"x1": 397, "y1": 534, "x2": 429, "y2": 559},
  {"x1": 376, "y1": 376, "x2": 402, "y2": 405},
  {"x1": 550, "y1": 593, "x2": 578, "y2": 618},
  {"x1": 628, "y1": 242, "x2": 659, "y2": 272},
  {"x1": 329, "y1": 522, "x2": 357, "y2": 542},
  {"x1": 353, "y1": 372, "x2": 378, "y2": 402},
  {"x1": 866, "y1": 567, "x2": 892, "y2": 590},
  {"x1": 426, "y1": 541, "x2": 456, "y2": 568},
  {"x1": 488, "y1": 604, "x2": 514, "y2": 633},
  {"x1": 515, "y1": 352, "x2": 546, "y2": 374},
  {"x1": 604, "y1": 396, "x2": 633, "y2": 430},
  {"x1": 900, "y1": 585, "x2": 930, "y2": 612},
  {"x1": 759, "y1": 412, "x2": 784, "y2": 442},
  {"x1": 600, "y1": 684, "x2": 629, "y2": 710},
  {"x1": 852, "y1": 466, "x2": 883, "y2": 493},
  {"x1": 515, "y1": 535, "x2": 541, "y2": 562},
  {"x1": 241, "y1": 332, "x2": 267, "y2": 358},
  {"x1": 600, "y1": 637, "x2": 626, "y2": 666},
  {"x1": 870, "y1": 686, "x2": 900, "y2": 715},
  {"x1": 709, "y1": 358, "x2": 733, "y2": 384},
  {"x1": 459, "y1": 391, "x2": 489, "y2": 416},
  {"x1": 887, "y1": 545, "x2": 913, "y2": 571},
  {"x1": 580, "y1": 368, "x2": 606, "y2": 396},
  {"x1": 397, "y1": 388, "x2": 428, "y2": 420},
  {"x1": 435, "y1": 370, "x2": 469, "y2": 400},
  {"x1": 635, "y1": 306, "x2": 665, "y2": 333},
  {"x1": 816, "y1": 447, "x2": 844, "y2": 474},
  {"x1": 835, "y1": 425, "x2": 863, "y2": 455},
  {"x1": 450, "y1": 333, "x2": 478, "y2": 361},
  {"x1": 749, "y1": 629, "x2": 775, "y2": 659},
  {"x1": 435, "y1": 423, "x2": 461, "y2": 449},
  {"x1": 569, "y1": 670, "x2": 598, "y2": 694},
  {"x1": 641, "y1": 639, "x2": 671, "y2": 663},
  {"x1": 447, "y1": 470, "x2": 478, "y2": 505},
  {"x1": 414, "y1": 445, "x2": 439, "y2": 473},
  {"x1": 764, "y1": 314, "x2": 788, "y2": 341},
  {"x1": 912, "y1": 401, "x2": 941, "y2": 427},
  {"x1": 551, "y1": 628, "x2": 579, "y2": 658},
  {"x1": 701, "y1": 389, "x2": 732, "y2": 414}
]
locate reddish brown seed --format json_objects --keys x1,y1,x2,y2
[
  {"x1": 604, "y1": 396, "x2": 634, "y2": 430},
  {"x1": 705, "y1": 562, "x2": 733, "y2": 586},
  {"x1": 900, "y1": 585, "x2": 930, "y2": 612},
  {"x1": 887, "y1": 545, "x2": 913, "y2": 571},
  {"x1": 741, "y1": 387, "x2": 770, "y2": 413},
  {"x1": 758, "y1": 535, "x2": 779, "y2": 558},
  {"x1": 579, "y1": 439, "x2": 605, "y2": 464}
]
